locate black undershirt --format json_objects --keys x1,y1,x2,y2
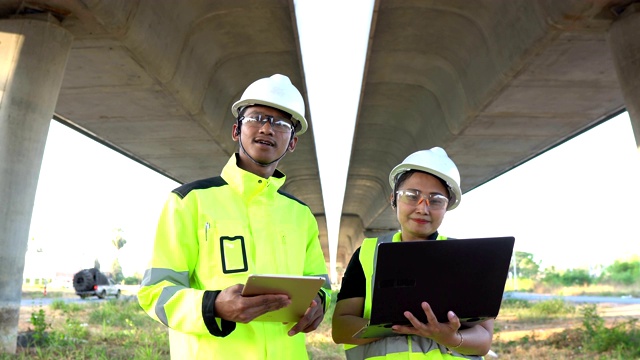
[{"x1": 337, "y1": 231, "x2": 440, "y2": 301}]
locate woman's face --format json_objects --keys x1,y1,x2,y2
[{"x1": 394, "y1": 172, "x2": 449, "y2": 241}]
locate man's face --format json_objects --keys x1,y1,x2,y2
[{"x1": 232, "y1": 105, "x2": 298, "y2": 164}]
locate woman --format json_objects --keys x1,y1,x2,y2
[{"x1": 332, "y1": 147, "x2": 493, "y2": 359}]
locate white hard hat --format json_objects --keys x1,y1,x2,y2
[
  {"x1": 388, "y1": 147, "x2": 462, "y2": 210},
  {"x1": 231, "y1": 74, "x2": 308, "y2": 135}
]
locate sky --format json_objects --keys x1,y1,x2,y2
[
  {"x1": 439, "y1": 111, "x2": 640, "y2": 270},
  {"x1": 24, "y1": 0, "x2": 640, "y2": 279}
]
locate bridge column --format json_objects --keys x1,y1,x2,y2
[
  {"x1": 609, "y1": 4, "x2": 640, "y2": 151},
  {"x1": 336, "y1": 215, "x2": 366, "y2": 284},
  {"x1": 0, "y1": 16, "x2": 72, "y2": 353}
]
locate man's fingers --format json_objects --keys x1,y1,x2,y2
[
  {"x1": 232, "y1": 294, "x2": 290, "y2": 323},
  {"x1": 302, "y1": 315, "x2": 323, "y2": 333},
  {"x1": 288, "y1": 301, "x2": 322, "y2": 336},
  {"x1": 250, "y1": 294, "x2": 291, "y2": 312}
]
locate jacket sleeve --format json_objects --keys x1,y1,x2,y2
[
  {"x1": 138, "y1": 192, "x2": 225, "y2": 336},
  {"x1": 303, "y1": 212, "x2": 332, "y2": 313}
]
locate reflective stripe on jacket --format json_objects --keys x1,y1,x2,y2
[
  {"x1": 138, "y1": 154, "x2": 331, "y2": 359},
  {"x1": 345, "y1": 232, "x2": 481, "y2": 360}
]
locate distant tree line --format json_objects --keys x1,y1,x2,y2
[{"x1": 511, "y1": 252, "x2": 640, "y2": 287}]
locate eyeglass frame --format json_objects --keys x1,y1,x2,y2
[
  {"x1": 239, "y1": 114, "x2": 295, "y2": 133},
  {"x1": 395, "y1": 189, "x2": 449, "y2": 210}
]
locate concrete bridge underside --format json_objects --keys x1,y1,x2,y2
[{"x1": 1, "y1": 0, "x2": 640, "y2": 353}]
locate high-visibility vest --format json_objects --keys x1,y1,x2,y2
[
  {"x1": 344, "y1": 232, "x2": 482, "y2": 360},
  {"x1": 138, "y1": 154, "x2": 331, "y2": 359}
]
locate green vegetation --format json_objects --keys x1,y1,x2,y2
[
  {"x1": 494, "y1": 301, "x2": 639, "y2": 359},
  {"x1": 4, "y1": 294, "x2": 638, "y2": 360},
  {"x1": 511, "y1": 253, "x2": 640, "y2": 290},
  {"x1": 6, "y1": 253, "x2": 640, "y2": 360},
  {"x1": 2, "y1": 297, "x2": 169, "y2": 360}
]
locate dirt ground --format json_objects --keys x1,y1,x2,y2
[
  {"x1": 18, "y1": 299, "x2": 640, "y2": 341},
  {"x1": 494, "y1": 302, "x2": 640, "y2": 342}
]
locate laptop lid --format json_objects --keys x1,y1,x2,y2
[{"x1": 355, "y1": 236, "x2": 514, "y2": 338}]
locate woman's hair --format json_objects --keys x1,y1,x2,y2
[{"x1": 391, "y1": 170, "x2": 450, "y2": 208}]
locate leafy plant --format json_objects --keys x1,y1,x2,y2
[
  {"x1": 530, "y1": 298, "x2": 575, "y2": 317},
  {"x1": 580, "y1": 304, "x2": 640, "y2": 356},
  {"x1": 30, "y1": 308, "x2": 50, "y2": 345}
]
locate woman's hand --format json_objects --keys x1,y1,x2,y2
[{"x1": 391, "y1": 301, "x2": 462, "y2": 347}]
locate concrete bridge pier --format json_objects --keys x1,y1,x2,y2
[
  {"x1": 0, "y1": 16, "x2": 72, "y2": 354},
  {"x1": 609, "y1": 4, "x2": 640, "y2": 151},
  {"x1": 336, "y1": 215, "x2": 368, "y2": 284}
]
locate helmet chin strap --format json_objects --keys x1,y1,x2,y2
[{"x1": 238, "y1": 130, "x2": 293, "y2": 168}]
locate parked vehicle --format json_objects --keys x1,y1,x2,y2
[{"x1": 72, "y1": 268, "x2": 121, "y2": 299}]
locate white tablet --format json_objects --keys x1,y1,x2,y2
[{"x1": 241, "y1": 274, "x2": 325, "y2": 322}]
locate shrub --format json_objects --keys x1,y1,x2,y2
[
  {"x1": 530, "y1": 298, "x2": 575, "y2": 317},
  {"x1": 602, "y1": 259, "x2": 640, "y2": 286},
  {"x1": 580, "y1": 304, "x2": 640, "y2": 357}
]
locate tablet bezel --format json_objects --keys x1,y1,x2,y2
[{"x1": 241, "y1": 274, "x2": 325, "y2": 322}]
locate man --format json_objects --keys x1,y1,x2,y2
[{"x1": 138, "y1": 74, "x2": 332, "y2": 359}]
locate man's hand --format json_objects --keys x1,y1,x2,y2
[
  {"x1": 215, "y1": 284, "x2": 291, "y2": 323},
  {"x1": 287, "y1": 295, "x2": 324, "y2": 336}
]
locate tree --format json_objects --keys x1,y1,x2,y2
[
  {"x1": 112, "y1": 228, "x2": 127, "y2": 251},
  {"x1": 602, "y1": 257, "x2": 640, "y2": 285},
  {"x1": 111, "y1": 258, "x2": 124, "y2": 283},
  {"x1": 110, "y1": 228, "x2": 127, "y2": 283},
  {"x1": 510, "y1": 251, "x2": 541, "y2": 279}
]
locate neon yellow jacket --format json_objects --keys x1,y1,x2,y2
[
  {"x1": 138, "y1": 154, "x2": 331, "y2": 360},
  {"x1": 345, "y1": 232, "x2": 481, "y2": 360}
]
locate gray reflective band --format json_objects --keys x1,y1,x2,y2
[
  {"x1": 346, "y1": 336, "x2": 409, "y2": 359},
  {"x1": 141, "y1": 268, "x2": 190, "y2": 287},
  {"x1": 345, "y1": 336, "x2": 482, "y2": 359},
  {"x1": 155, "y1": 285, "x2": 183, "y2": 326}
]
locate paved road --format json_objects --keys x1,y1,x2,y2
[
  {"x1": 21, "y1": 295, "x2": 136, "y2": 307},
  {"x1": 23, "y1": 292, "x2": 638, "y2": 307},
  {"x1": 505, "y1": 291, "x2": 640, "y2": 304}
]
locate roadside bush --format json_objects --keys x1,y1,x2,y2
[
  {"x1": 500, "y1": 297, "x2": 531, "y2": 310},
  {"x1": 530, "y1": 298, "x2": 575, "y2": 316},
  {"x1": 602, "y1": 259, "x2": 640, "y2": 286},
  {"x1": 542, "y1": 268, "x2": 594, "y2": 286},
  {"x1": 50, "y1": 299, "x2": 82, "y2": 313},
  {"x1": 124, "y1": 275, "x2": 141, "y2": 285},
  {"x1": 30, "y1": 308, "x2": 50, "y2": 346},
  {"x1": 580, "y1": 304, "x2": 640, "y2": 357}
]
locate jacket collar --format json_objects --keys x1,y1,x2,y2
[{"x1": 221, "y1": 154, "x2": 286, "y2": 199}]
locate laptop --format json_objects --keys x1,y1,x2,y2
[{"x1": 354, "y1": 236, "x2": 515, "y2": 338}]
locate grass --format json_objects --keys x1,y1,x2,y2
[
  {"x1": 4, "y1": 296, "x2": 169, "y2": 360},
  {"x1": 3, "y1": 285, "x2": 639, "y2": 359},
  {"x1": 492, "y1": 304, "x2": 640, "y2": 359}
]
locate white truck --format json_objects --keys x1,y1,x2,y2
[{"x1": 72, "y1": 268, "x2": 121, "y2": 299}]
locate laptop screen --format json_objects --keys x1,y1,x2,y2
[{"x1": 369, "y1": 236, "x2": 515, "y2": 327}]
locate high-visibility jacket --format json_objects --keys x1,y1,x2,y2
[
  {"x1": 138, "y1": 154, "x2": 331, "y2": 360},
  {"x1": 345, "y1": 232, "x2": 481, "y2": 360}
]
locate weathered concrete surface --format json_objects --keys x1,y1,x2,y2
[
  {"x1": 609, "y1": 4, "x2": 640, "y2": 149},
  {"x1": 0, "y1": 17, "x2": 72, "y2": 353}
]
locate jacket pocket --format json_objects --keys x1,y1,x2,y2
[{"x1": 220, "y1": 235, "x2": 248, "y2": 274}]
